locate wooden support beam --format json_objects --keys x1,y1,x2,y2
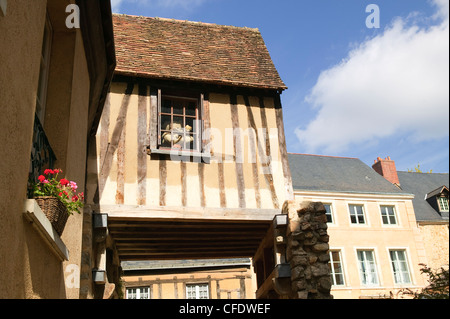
[
  {"x1": 230, "y1": 94, "x2": 246, "y2": 208},
  {"x1": 98, "y1": 205, "x2": 279, "y2": 222},
  {"x1": 98, "y1": 82, "x2": 134, "y2": 199}
]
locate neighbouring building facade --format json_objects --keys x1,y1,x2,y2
[
  {"x1": 82, "y1": 14, "x2": 302, "y2": 299},
  {"x1": 0, "y1": 0, "x2": 115, "y2": 298},
  {"x1": 288, "y1": 153, "x2": 429, "y2": 299},
  {"x1": 372, "y1": 157, "x2": 449, "y2": 272},
  {"x1": 122, "y1": 259, "x2": 256, "y2": 299}
]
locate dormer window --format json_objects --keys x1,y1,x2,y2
[{"x1": 425, "y1": 186, "x2": 449, "y2": 217}]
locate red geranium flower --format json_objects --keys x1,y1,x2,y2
[
  {"x1": 60, "y1": 178, "x2": 70, "y2": 186},
  {"x1": 44, "y1": 169, "x2": 54, "y2": 175},
  {"x1": 38, "y1": 175, "x2": 46, "y2": 182}
]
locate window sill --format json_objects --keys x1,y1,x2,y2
[
  {"x1": 23, "y1": 199, "x2": 69, "y2": 261},
  {"x1": 149, "y1": 148, "x2": 211, "y2": 164}
]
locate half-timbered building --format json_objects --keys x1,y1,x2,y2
[{"x1": 84, "y1": 14, "x2": 296, "y2": 298}]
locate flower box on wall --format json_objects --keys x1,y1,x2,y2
[{"x1": 34, "y1": 196, "x2": 69, "y2": 236}]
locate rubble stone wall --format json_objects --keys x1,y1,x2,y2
[{"x1": 284, "y1": 201, "x2": 333, "y2": 299}]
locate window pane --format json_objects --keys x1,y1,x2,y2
[
  {"x1": 140, "y1": 288, "x2": 150, "y2": 299},
  {"x1": 186, "y1": 284, "x2": 209, "y2": 299},
  {"x1": 324, "y1": 204, "x2": 333, "y2": 223},
  {"x1": 357, "y1": 213, "x2": 365, "y2": 224},
  {"x1": 381, "y1": 206, "x2": 397, "y2": 225},
  {"x1": 172, "y1": 116, "x2": 184, "y2": 128},
  {"x1": 185, "y1": 117, "x2": 194, "y2": 131},
  {"x1": 389, "y1": 215, "x2": 396, "y2": 224},
  {"x1": 439, "y1": 197, "x2": 449, "y2": 211},
  {"x1": 161, "y1": 115, "x2": 172, "y2": 131},
  {"x1": 390, "y1": 250, "x2": 411, "y2": 284},
  {"x1": 350, "y1": 205, "x2": 365, "y2": 224},
  {"x1": 329, "y1": 250, "x2": 345, "y2": 286},
  {"x1": 173, "y1": 100, "x2": 183, "y2": 115},
  {"x1": 335, "y1": 274, "x2": 344, "y2": 285},
  {"x1": 358, "y1": 250, "x2": 379, "y2": 285},
  {"x1": 158, "y1": 96, "x2": 201, "y2": 151},
  {"x1": 127, "y1": 288, "x2": 137, "y2": 299},
  {"x1": 161, "y1": 98, "x2": 172, "y2": 114},
  {"x1": 186, "y1": 101, "x2": 197, "y2": 116}
]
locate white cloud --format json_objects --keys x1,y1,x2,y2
[
  {"x1": 111, "y1": 0, "x2": 124, "y2": 12},
  {"x1": 295, "y1": 0, "x2": 449, "y2": 154}
]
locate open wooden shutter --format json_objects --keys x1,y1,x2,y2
[{"x1": 148, "y1": 87, "x2": 160, "y2": 151}]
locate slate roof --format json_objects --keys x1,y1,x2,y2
[
  {"x1": 112, "y1": 14, "x2": 287, "y2": 90},
  {"x1": 397, "y1": 171, "x2": 449, "y2": 222},
  {"x1": 122, "y1": 258, "x2": 251, "y2": 272},
  {"x1": 288, "y1": 153, "x2": 409, "y2": 195}
]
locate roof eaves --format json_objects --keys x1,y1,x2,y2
[
  {"x1": 293, "y1": 188, "x2": 415, "y2": 198},
  {"x1": 114, "y1": 68, "x2": 288, "y2": 91}
]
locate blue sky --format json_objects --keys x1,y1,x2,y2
[{"x1": 111, "y1": 0, "x2": 449, "y2": 173}]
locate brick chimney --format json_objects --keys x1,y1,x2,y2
[{"x1": 372, "y1": 156, "x2": 400, "y2": 187}]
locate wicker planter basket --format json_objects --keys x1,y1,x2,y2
[{"x1": 34, "y1": 196, "x2": 69, "y2": 236}]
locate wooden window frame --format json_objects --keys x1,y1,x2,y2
[
  {"x1": 149, "y1": 89, "x2": 210, "y2": 162},
  {"x1": 158, "y1": 95, "x2": 201, "y2": 152}
]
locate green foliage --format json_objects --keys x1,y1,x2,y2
[
  {"x1": 31, "y1": 169, "x2": 84, "y2": 215},
  {"x1": 402, "y1": 264, "x2": 449, "y2": 299}
]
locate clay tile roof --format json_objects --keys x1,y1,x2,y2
[{"x1": 112, "y1": 14, "x2": 287, "y2": 90}]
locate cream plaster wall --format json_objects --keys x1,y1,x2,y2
[
  {"x1": 294, "y1": 192, "x2": 428, "y2": 299},
  {"x1": 0, "y1": 0, "x2": 92, "y2": 298}
]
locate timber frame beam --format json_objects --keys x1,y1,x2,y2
[{"x1": 253, "y1": 214, "x2": 290, "y2": 299}]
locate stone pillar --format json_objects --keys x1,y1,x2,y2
[{"x1": 284, "y1": 201, "x2": 333, "y2": 299}]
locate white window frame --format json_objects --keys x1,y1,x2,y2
[
  {"x1": 388, "y1": 248, "x2": 413, "y2": 286},
  {"x1": 323, "y1": 203, "x2": 335, "y2": 225},
  {"x1": 186, "y1": 283, "x2": 209, "y2": 299},
  {"x1": 438, "y1": 196, "x2": 449, "y2": 212},
  {"x1": 348, "y1": 203, "x2": 368, "y2": 226},
  {"x1": 329, "y1": 249, "x2": 346, "y2": 286},
  {"x1": 356, "y1": 249, "x2": 380, "y2": 286},
  {"x1": 379, "y1": 204, "x2": 398, "y2": 226},
  {"x1": 126, "y1": 287, "x2": 151, "y2": 299},
  {"x1": 36, "y1": 13, "x2": 52, "y2": 125}
]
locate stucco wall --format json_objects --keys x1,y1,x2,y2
[
  {"x1": 0, "y1": 0, "x2": 49, "y2": 299},
  {"x1": 0, "y1": 0, "x2": 91, "y2": 298}
]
